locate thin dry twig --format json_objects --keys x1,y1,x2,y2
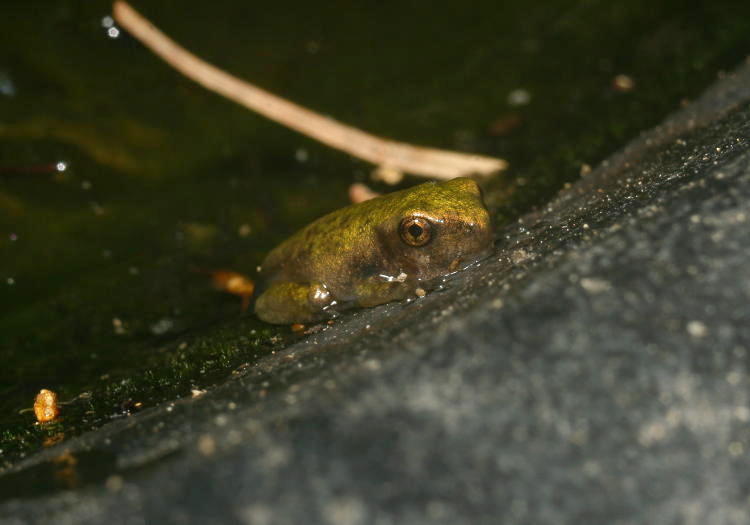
[{"x1": 112, "y1": 1, "x2": 508, "y2": 181}]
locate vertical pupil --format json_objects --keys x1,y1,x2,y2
[{"x1": 408, "y1": 224, "x2": 423, "y2": 238}]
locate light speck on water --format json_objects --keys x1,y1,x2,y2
[
  {"x1": 507, "y1": 88, "x2": 531, "y2": 106},
  {"x1": 150, "y1": 318, "x2": 174, "y2": 335}
]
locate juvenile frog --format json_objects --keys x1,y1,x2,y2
[{"x1": 254, "y1": 177, "x2": 493, "y2": 324}]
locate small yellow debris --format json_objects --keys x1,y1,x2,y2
[
  {"x1": 210, "y1": 270, "x2": 255, "y2": 312},
  {"x1": 415, "y1": 288, "x2": 426, "y2": 298},
  {"x1": 112, "y1": 317, "x2": 126, "y2": 335},
  {"x1": 237, "y1": 223, "x2": 252, "y2": 237},
  {"x1": 612, "y1": 74, "x2": 635, "y2": 92},
  {"x1": 290, "y1": 323, "x2": 306, "y2": 333},
  {"x1": 34, "y1": 389, "x2": 60, "y2": 423},
  {"x1": 371, "y1": 166, "x2": 404, "y2": 185},
  {"x1": 211, "y1": 270, "x2": 255, "y2": 296}
]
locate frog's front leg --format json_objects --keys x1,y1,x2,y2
[
  {"x1": 254, "y1": 281, "x2": 335, "y2": 324},
  {"x1": 353, "y1": 275, "x2": 414, "y2": 308}
]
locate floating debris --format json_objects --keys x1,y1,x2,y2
[
  {"x1": 33, "y1": 389, "x2": 60, "y2": 423},
  {"x1": 210, "y1": 270, "x2": 255, "y2": 312},
  {"x1": 348, "y1": 183, "x2": 380, "y2": 203},
  {"x1": 120, "y1": 398, "x2": 144, "y2": 415},
  {"x1": 612, "y1": 74, "x2": 635, "y2": 92},
  {"x1": 112, "y1": 317, "x2": 127, "y2": 335},
  {"x1": 237, "y1": 223, "x2": 252, "y2": 237},
  {"x1": 371, "y1": 166, "x2": 403, "y2": 185}
]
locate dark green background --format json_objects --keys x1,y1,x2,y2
[{"x1": 1, "y1": 0, "x2": 748, "y2": 465}]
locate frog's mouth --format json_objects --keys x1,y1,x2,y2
[
  {"x1": 450, "y1": 246, "x2": 494, "y2": 274},
  {"x1": 415, "y1": 245, "x2": 494, "y2": 294}
]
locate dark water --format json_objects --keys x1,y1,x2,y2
[{"x1": 1, "y1": 0, "x2": 748, "y2": 465}]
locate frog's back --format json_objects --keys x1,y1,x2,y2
[{"x1": 257, "y1": 187, "x2": 414, "y2": 291}]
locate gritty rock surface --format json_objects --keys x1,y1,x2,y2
[{"x1": 2, "y1": 63, "x2": 750, "y2": 525}]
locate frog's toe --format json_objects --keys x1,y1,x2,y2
[{"x1": 254, "y1": 281, "x2": 333, "y2": 324}]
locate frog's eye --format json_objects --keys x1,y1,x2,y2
[{"x1": 399, "y1": 216, "x2": 432, "y2": 247}]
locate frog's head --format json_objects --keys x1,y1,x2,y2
[{"x1": 377, "y1": 177, "x2": 493, "y2": 283}]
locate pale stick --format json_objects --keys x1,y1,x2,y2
[{"x1": 113, "y1": 1, "x2": 507, "y2": 181}]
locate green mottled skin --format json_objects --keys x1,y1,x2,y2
[{"x1": 254, "y1": 177, "x2": 493, "y2": 324}]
